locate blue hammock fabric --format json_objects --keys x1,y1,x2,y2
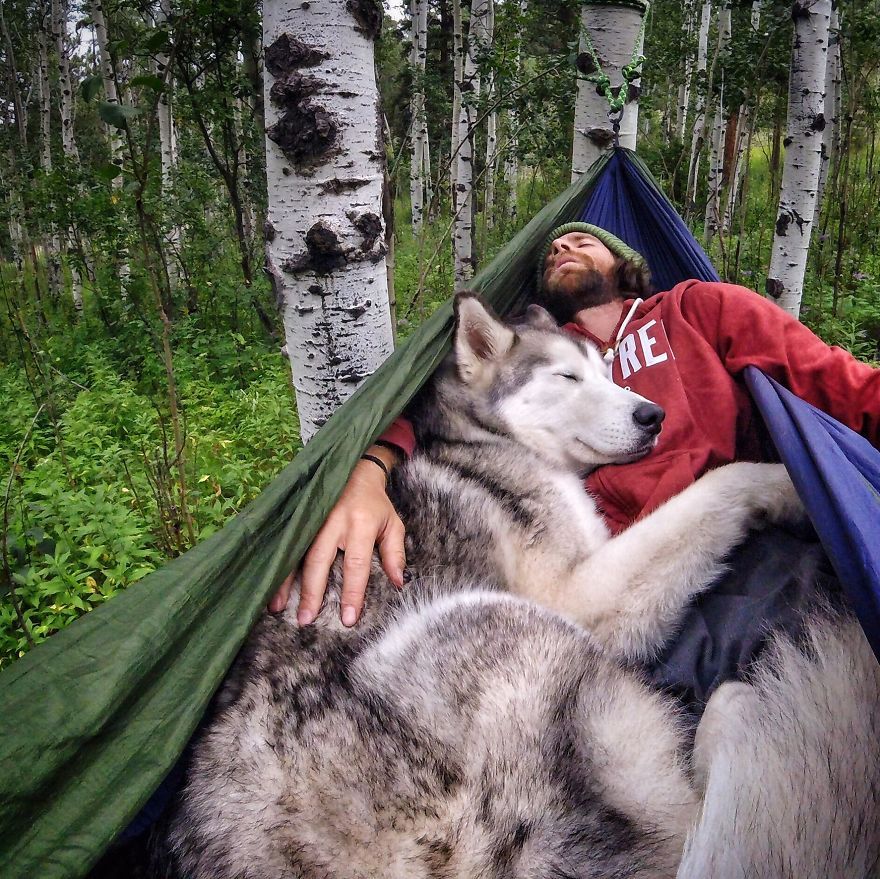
[
  {"x1": 579, "y1": 149, "x2": 720, "y2": 293},
  {"x1": 580, "y1": 148, "x2": 880, "y2": 666},
  {"x1": 746, "y1": 368, "x2": 880, "y2": 660}
]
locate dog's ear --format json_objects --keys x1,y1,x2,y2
[
  {"x1": 523, "y1": 304, "x2": 558, "y2": 332},
  {"x1": 453, "y1": 292, "x2": 515, "y2": 383}
]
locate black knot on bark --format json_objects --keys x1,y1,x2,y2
[
  {"x1": 265, "y1": 34, "x2": 328, "y2": 75},
  {"x1": 791, "y1": 0, "x2": 810, "y2": 20},
  {"x1": 576, "y1": 52, "x2": 597, "y2": 76},
  {"x1": 587, "y1": 128, "x2": 615, "y2": 148},
  {"x1": 267, "y1": 102, "x2": 338, "y2": 166},
  {"x1": 264, "y1": 220, "x2": 276, "y2": 242},
  {"x1": 775, "y1": 212, "x2": 791, "y2": 237},
  {"x1": 306, "y1": 221, "x2": 347, "y2": 273},
  {"x1": 627, "y1": 83, "x2": 641, "y2": 103},
  {"x1": 765, "y1": 277, "x2": 785, "y2": 299},
  {"x1": 269, "y1": 73, "x2": 321, "y2": 106},
  {"x1": 353, "y1": 212, "x2": 382, "y2": 250},
  {"x1": 346, "y1": 0, "x2": 383, "y2": 39},
  {"x1": 811, "y1": 113, "x2": 827, "y2": 132},
  {"x1": 783, "y1": 136, "x2": 793, "y2": 147}
]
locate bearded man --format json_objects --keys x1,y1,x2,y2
[{"x1": 272, "y1": 223, "x2": 880, "y2": 707}]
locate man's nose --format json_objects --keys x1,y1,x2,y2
[{"x1": 551, "y1": 238, "x2": 571, "y2": 255}]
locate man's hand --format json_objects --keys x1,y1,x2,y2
[{"x1": 267, "y1": 445, "x2": 406, "y2": 626}]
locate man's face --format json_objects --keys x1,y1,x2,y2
[{"x1": 536, "y1": 232, "x2": 620, "y2": 322}]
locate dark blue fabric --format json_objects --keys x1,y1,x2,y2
[
  {"x1": 746, "y1": 367, "x2": 880, "y2": 660},
  {"x1": 579, "y1": 148, "x2": 720, "y2": 293}
]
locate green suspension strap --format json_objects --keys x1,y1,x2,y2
[{"x1": 577, "y1": 0, "x2": 650, "y2": 144}]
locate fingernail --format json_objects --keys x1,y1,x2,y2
[
  {"x1": 401, "y1": 568, "x2": 412, "y2": 584},
  {"x1": 342, "y1": 605, "x2": 358, "y2": 627},
  {"x1": 297, "y1": 609, "x2": 315, "y2": 626}
]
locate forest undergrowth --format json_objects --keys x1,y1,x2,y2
[{"x1": 2, "y1": 144, "x2": 879, "y2": 667}]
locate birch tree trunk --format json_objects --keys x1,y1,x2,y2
[
  {"x1": 409, "y1": 0, "x2": 427, "y2": 232},
  {"x1": 154, "y1": 0, "x2": 180, "y2": 291},
  {"x1": 483, "y1": 0, "x2": 497, "y2": 231},
  {"x1": 570, "y1": 0, "x2": 647, "y2": 182},
  {"x1": 703, "y1": 0, "x2": 731, "y2": 243},
  {"x1": 263, "y1": 0, "x2": 394, "y2": 442},
  {"x1": 90, "y1": 0, "x2": 123, "y2": 177},
  {"x1": 676, "y1": 0, "x2": 696, "y2": 141},
  {"x1": 38, "y1": 7, "x2": 64, "y2": 300},
  {"x1": 503, "y1": 0, "x2": 525, "y2": 223},
  {"x1": 813, "y1": 0, "x2": 839, "y2": 226},
  {"x1": 51, "y1": 0, "x2": 85, "y2": 311},
  {"x1": 453, "y1": 0, "x2": 489, "y2": 287},
  {"x1": 766, "y1": 0, "x2": 832, "y2": 316},
  {"x1": 685, "y1": 0, "x2": 713, "y2": 205},
  {"x1": 450, "y1": 0, "x2": 464, "y2": 197}
]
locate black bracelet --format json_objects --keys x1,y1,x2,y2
[{"x1": 360, "y1": 453, "x2": 389, "y2": 480}]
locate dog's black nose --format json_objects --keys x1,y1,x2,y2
[{"x1": 633, "y1": 402, "x2": 665, "y2": 434}]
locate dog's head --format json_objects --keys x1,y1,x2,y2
[{"x1": 434, "y1": 292, "x2": 663, "y2": 472}]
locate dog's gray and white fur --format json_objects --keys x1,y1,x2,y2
[{"x1": 153, "y1": 294, "x2": 880, "y2": 879}]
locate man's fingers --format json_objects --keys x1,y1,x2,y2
[
  {"x1": 378, "y1": 516, "x2": 407, "y2": 587},
  {"x1": 268, "y1": 571, "x2": 295, "y2": 614},
  {"x1": 340, "y1": 526, "x2": 376, "y2": 626},
  {"x1": 299, "y1": 531, "x2": 340, "y2": 625}
]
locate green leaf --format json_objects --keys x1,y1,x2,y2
[
  {"x1": 142, "y1": 28, "x2": 171, "y2": 54},
  {"x1": 81, "y1": 75, "x2": 104, "y2": 103},
  {"x1": 98, "y1": 102, "x2": 142, "y2": 130},
  {"x1": 129, "y1": 74, "x2": 165, "y2": 93},
  {"x1": 96, "y1": 164, "x2": 122, "y2": 182}
]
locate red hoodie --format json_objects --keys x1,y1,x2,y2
[{"x1": 381, "y1": 281, "x2": 880, "y2": 534}]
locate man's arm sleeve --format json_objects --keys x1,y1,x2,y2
[
  {"x1": 377, "y1": 417, "x2": 416, "y2": 457},
  {"x1": 682, "y1": 282, "x2": 880, "y2": 446}
]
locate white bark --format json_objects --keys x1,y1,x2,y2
[
  {"x1": 703, "y1": 1, "x2": 730, "y2": 242},
  {"x1": 90, "y1": 1, "x2": 124, "y2": 180},
  {"x1": 450, "y1": 0, "x2": 464, "y2": 196},
  {"x1": 263, "y1": 0, "x2": 394, "y2": 442},
  {"x1": 153, "y1": 0, "x2": 180, "y2": 290},
  {"x1": 722, "y1": 0, "x2": 763, "y2": 233},
  {"x1": 51, "y1": 0, "x2": 79, "y2": 164},
  {"x1": 453, "y1": 0, "x2": 490, "y2": 287},
  {"x1": 503, "y1": 0, "x2": 525, "y2": 223},
  {"x1": 813, "y1": 1, "x2": 840, "y2": 226},
  {"x1": 685, "y1": 0, "x2": 713, "y2": 204},
  {"x1": 571, "y1": 1, "x2": 647, "y2": 182},
  {"x1": 484, "y1": 0, "x2": 497, "y2": 230},
  {"x1": 767, "y1": 0, "x2": 832, "y2": 316},
  {"x1": 37, "y1": 10, "x2": 64, "y2": 300},
  {"x1": 676, "y1": 0, "x2": 696, "y2": 141},
  {"x1": 409, "y1": 0, "x2": 428, "y2": 232}
]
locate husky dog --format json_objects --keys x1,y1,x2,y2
[{"x1": 154, "y1": 295, "x2": 880, "y2": 879}]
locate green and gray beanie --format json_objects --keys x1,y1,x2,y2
[{"x1": 536, "y1": 222, "x2": 647, "y2": 291}]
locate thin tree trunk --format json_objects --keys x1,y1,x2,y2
[
  {"x1": 263, "y1": 0, "x2": 394, "y2": 441},
  {"x1": 409, "y1": 0, "x2": 427, "y2": 232},
  {"x1": 503, "y1": 0, "x2": 525, "y2": 222},
  {"x1": 685, "y1": 0, "x2": 713, "y2": 206},
  {"x1": 812, "y1": 1, "x2": 840, "y2": 227},
  {"x1": 571, "y1": 0, "x2": 648, "y2": 181},
  {"x1": 450, "y1": 0, "x2": 464, "y2": 198},
  {"x1": 676, "y1": 0, "x2": 696, "y2": 141},
  {"x1": 453, "y1": 0, "x2": 489, "y2": 287},
  {"x1": 37, "y1": 8, "x2": 64, "y2": 300},
  {"x1": 766, "y1": 0, "x2": 832, "y2": 316},
  {"x1": 52, "y1": 0, "x2": 88, "y2": 311},
  {"x1": 483, "y1": 0, "x2": 497, "y2": 231},
  {"x1": 703, "y1": 1, "x2": 731, "y2": 243}
]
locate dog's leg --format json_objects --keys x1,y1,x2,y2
[{"x1": 550, "y1": 462, "x2": 803, "y2": 660}]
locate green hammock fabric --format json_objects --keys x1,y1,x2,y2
[{"x1": 0, "y1": 156, "x2": 609, "y2": 879}]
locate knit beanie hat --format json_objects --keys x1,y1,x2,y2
[{"x1": 536, "y1": 222, "x2": 647, "y2": 291}]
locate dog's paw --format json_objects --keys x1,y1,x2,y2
[
  {"x1": 708, "y1": 462, "x2": 804, "y2": 526},
  {"x1": 692, "y1": 681, "x2": 755, "y2": 793}
]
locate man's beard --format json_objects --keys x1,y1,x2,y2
[{"x1": 535, "y1": 266, "x2": 617, "y2": 324}]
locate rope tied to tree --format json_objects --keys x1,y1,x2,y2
[{"x1": 576, "y1": 0, "x2": 650, "y2": 144}]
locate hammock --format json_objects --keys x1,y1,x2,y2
[{"x1": 1, "y1": 148, "x2": 878, "y2": 879}]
